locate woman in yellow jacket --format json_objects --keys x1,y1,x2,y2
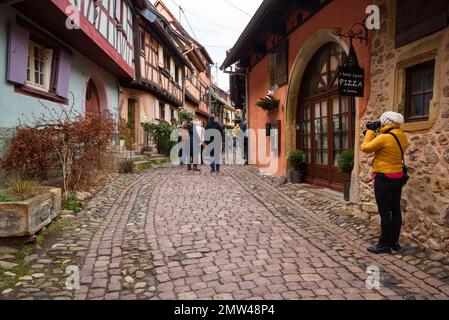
[{"x1": 361, "y1": 112, "x2": 408, "y2": 254}]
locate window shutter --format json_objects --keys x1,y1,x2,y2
[
  {"x1": 396, "y1": 0, "x2": 449, "y2": 48},
  {"x1": 275, "y1": 41, "x2": 288, "y2": 86},
  {"x1": 7, "y1": 24, "x2": 29, "y2": 85},
  {"x1": 55, "y1": 50, "x2": 73, "y2": 99}
]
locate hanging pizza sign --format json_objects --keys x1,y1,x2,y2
[{"x1": 338, "y1": 66, "x2": 364, "y2": 97}]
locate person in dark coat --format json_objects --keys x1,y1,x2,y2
[
  {"x1": 205, "y1": 116, "x2": 224, "y2": 173},
  {"x1": 185, "y1": 118, "x2": 201, "y2": 171}
]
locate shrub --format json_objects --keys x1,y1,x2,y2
[
  {"x1": 2, "y1": 99, "x2": 115, "y2": 195},
  {"x1": 336, "y1": 150, "x2": 355, "y2": 174},
  {"x1": 179, "y1": 110, "x2": 195, "y2": 124},
  {"x1": 288, "y1": 150, "x2": 305, "y2": 171},
  {"x1": 119, "y1": 159, "x2": 134, "y2": 174},
  {"x1": 145, "y1": 122, "x2": 175, "y2": 156},
  {"x1": 62, "y1": 193, "x2": 84, "y2": 213}
]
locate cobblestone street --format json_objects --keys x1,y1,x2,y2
[{"x1": 1, "y1": 165, "x2": 449, "y2": 300}]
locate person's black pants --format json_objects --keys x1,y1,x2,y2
[{"x1": 374, "y1": 174, "x2": 403, "y2": 247}]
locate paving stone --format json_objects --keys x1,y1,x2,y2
[
  {"x1": 0, "y1": 261, "x2": 18, "y2": 270},
  {"x1": 2, "y1": 166, "x2": 448, "y2": 300}
]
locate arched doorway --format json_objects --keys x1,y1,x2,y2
[
  {"x1": 127, "y1": 99, "x2": 136, "y2": 133},
  {"x1": 85, "y1": 79, "x2": 101, "y2": 117},
  {"x1": 297, "y1": 42, "x2": 355, "y2": 191}
]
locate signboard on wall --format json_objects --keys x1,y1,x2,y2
[
  {"x1": 267, "y1": 120, "x2": 281, "y2": 156},
  {"x1": 338, "y1": 66, "x2": 365, "y2": 97}
]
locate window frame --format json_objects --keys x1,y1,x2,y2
[
  {"x1": 404, "y1": 60, "x2": 435, "y2": 122},
  {"x1": 269, "y1": 39, "x2": 289, "y2": 89},
  {"x1": 159, "y1": 102, "x2": 166, "y2": 121},
  {"x1": 27, "y1": 41, "x2": 51, "y2": 91}
]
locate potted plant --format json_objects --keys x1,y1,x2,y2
[
  {"x1": 288, "y1": 150, "x2": 305, "y2": 184},
  {"x1": 336, "y1": 149, "x2": 354, "y2": 201}
]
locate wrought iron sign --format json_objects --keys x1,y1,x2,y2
[{"x1": 333, "y1": 21, "x2": 368, "y2": 97}]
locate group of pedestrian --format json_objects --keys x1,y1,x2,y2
[{"x1": 179, "y1": 115, "x2": 246, "y2": 173}]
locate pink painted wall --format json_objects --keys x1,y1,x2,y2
[{"x1": 247, "y1": 0, "x2": 372, "y2": 176}]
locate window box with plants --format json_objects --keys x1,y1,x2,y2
[
  {"x1": 0, "y1": 177, "x2": 61, "y2": 238},
  {"x1": 256, "y1": 91, "x2": 280, "y2": 112},
  {"x1": 336, "y1": 150, "x2": 354, "y2": 202},
  {"x1": 288, "y1": 150, "x2": 306, "y2": 184}
]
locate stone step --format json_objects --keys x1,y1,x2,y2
[{"x1": 133, "y1": 161, "x2": 152, "y2": 172}]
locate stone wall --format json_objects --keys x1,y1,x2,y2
[{"x1": 358, "y1": 0, "x2": 449, "y2": 252}]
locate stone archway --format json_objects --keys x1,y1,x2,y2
[
  {"x1": 84, "y1": 73, "x2": 110, "y2": 117},
  {"x1": 284, "y1": 29, "x2": 361, "y2": 201}
]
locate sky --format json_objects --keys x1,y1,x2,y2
[{"x1": 152, "y1": 0, "x2": 264, "y2": 91}]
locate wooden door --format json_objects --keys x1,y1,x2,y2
[{"x1": 85, "y1": 79, "x2": 100, "y2": 118}]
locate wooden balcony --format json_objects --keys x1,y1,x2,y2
[
  {"x1": 138, "y1": 60, "x2": 183, "y2": 106},
  {"x1": 185, "y1": 77, "x2": 200, "y2": 105}
]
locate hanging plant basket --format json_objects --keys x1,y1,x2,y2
[{"x1": 256, "y1": 97, "x2": 280, "y2": 111}]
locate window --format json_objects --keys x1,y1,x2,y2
[
  {"x1": 159, "y1": 102, "x2": 165, "y2": 120},
  {"x1": 175, "y1": 65, "x2": 179, "y2": 83},
  {"x1": 405, "y1": 60, "x2": 435, "y2": 121},
  {"x1": 304, "y1": 43, "x2": 346, "y2": 98},
  {"x1": 201, "y1": 84, "x2": 210, "y2": 105},
  {"x1": 7, "y1": 23, "x2": 72, "y2": 103},
  {"x1": 27, "y1": 41, "x2": 49, "y2": 89},
  {"x1": 164, "y1": 54, "x2": 170, "y2": 70},
  {"x1": 269, "y1": 40, "x2": 288, "y2": 88}
]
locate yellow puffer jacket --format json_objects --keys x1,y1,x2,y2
[{"x1": 361, "y1": 125, "x2": 408, "y2": 174}]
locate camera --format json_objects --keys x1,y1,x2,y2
[{"x1": 366, "y1": 120, "x2": 382, "y2": 131}]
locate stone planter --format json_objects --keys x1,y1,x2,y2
[{"x1": 0, "y1": 188, "x2": 61, "y2": 238}]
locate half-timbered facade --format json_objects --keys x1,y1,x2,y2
[
  {"x1": 0, "y1": 0, "x2": 146, "y2": 153},
  {"x1": 118, "y1": 2, "x2": 191, "y2": 147},
  {"x1": 154, "y1": 0, "x2": 213, "y2": 125}
]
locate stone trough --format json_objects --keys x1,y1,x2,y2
[{"x1": 0, "y1": 188, "x2": 61, "y2": 238}]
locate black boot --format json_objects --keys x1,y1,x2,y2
[
  {"x1": 367, "y1": 245, "x2": 391, "y2": 254},
  {"x1": 391, "y1": 243, "x2": 402, "y2": 252}
]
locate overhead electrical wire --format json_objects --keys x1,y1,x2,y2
[
  {"x1": 180, "y1": 7, "x2": 199, "y2": 41},
  {"x1": 182, "y1": 9, "x2": 240, "y2": 33},
  {"x1": 224, "y1": 0, "x2": 251, "y2": 17}
]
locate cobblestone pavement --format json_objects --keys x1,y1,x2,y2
[
  {"x1": 1, "y1": 164, "x2": 449, "y2": 300},
  {"x1": 245, "y1": 165, "x2": 449, "y2": 284}
]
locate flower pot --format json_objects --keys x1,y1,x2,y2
[
  {"x1": 343, "y1": 180, "x2": 351, "y2": 202},
  {"x1": 291, "y1": 170, "x2": 305, "y2": 184},
  {"x1": 0, "y1": 188, "x2": 61, "y2": 238}
]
